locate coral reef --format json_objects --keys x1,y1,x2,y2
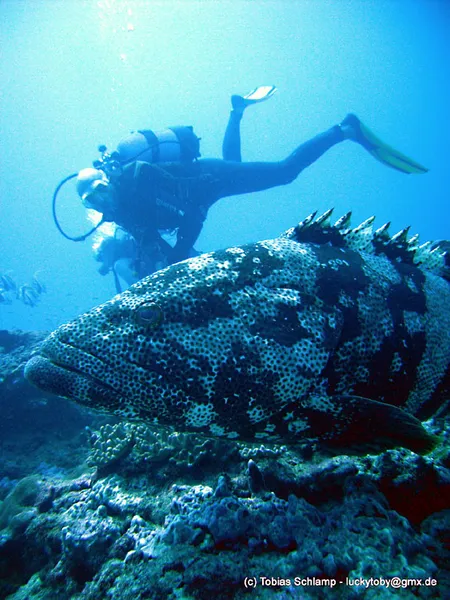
[
  {"x1": 0, "y1": 330, "x2": 48, "y2": 393},
  {"x1": 86, "y1": 422, "x2": 241, "y2": 480}
]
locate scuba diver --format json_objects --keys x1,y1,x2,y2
[
  {"x1": 83, "y1": 85, "x2": 277, "y2": 288},
  {"x1": 70, "y1": 87, "x2": 427, "y2": 288}
]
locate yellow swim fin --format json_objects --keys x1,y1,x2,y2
[{"x1": 342, "y1": 114, "x2": 428, "y2": 175}]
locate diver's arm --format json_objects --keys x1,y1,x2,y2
[{"x1": 170, "y1": 210, "x2": 206, "y2": 265}]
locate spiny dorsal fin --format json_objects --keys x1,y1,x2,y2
[{"x1": 281, "y1": 209, "x2": 450, "y2": 281}]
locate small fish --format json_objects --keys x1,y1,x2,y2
[
  {"x1": 0, "y1": 290, "x2": 12, "y2": 304},
  {"x1": 32, "y1": 271, "x2": 46, "y2": 294},
  {"x1": 0, "y1": 273, "x2": 17, "y2": 292},
  {"x1": 25, "y1": 209, "x2": 450, "y2": 455},
  {"x1": 17, "y1": 284, "x2": 40, "y2": 307}
]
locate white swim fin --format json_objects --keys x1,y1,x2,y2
[
  {"x1": 244, "y1": 85, "x2": 277, "y2": 103},
  {"x1": 231, "y1": 85, "x2": 277, "y2": 111}
]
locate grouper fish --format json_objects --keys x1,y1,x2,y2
[{"x1": 25, "y1": 209, "x2": 450, "y2": 454}]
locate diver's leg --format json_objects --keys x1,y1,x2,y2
[
  {"x1": 221, "y1": 87, "x2": 277, "y2": 162},
  {"x1": 205, "y1": 124, "x2": 347, "y2": 198},
  {"x1": 222, "y1": 109, "x2": 243, "y2": 162},
  {"x1": 280, "y1": 125, "x2": 346, "y2": 180}
]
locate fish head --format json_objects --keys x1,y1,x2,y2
[{"x1": 25, "y1": 238, "x2": 343, "y2": 440}]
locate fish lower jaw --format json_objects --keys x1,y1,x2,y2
[{"x1": 24, "y1": 354, "x2": 117, "y2": 402}]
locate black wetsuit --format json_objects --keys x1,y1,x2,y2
[{"x1": 111, "y1": 124, "x2": 346, "y2": 267}]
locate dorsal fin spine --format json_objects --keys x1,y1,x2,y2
[{"x1": 285, "y1": 209, "x2": 449, "y2": 281}]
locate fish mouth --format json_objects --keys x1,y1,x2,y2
[
  {"x1": 24, "y1": 346, "x2": 121, "y2": 402},
  {"x1": 25, "y1": 355, "x2": 82, "y2": 397}
]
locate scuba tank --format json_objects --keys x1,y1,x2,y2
[{"x1": 116, "y1": 126, "x2": 201, "y2": 165}]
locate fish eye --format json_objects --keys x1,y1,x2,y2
[{"x1": 135, "y1": 302, "x2": 163, "y2": 328}]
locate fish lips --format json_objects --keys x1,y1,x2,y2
[
  {"x1": 25, "y1": 354, "x2": 86, "y2": 398},
  {"x1": 24, "y1": 349, "x2": 122, "y2": 407},
  {"x1": 24, "y1": 355, "x2": 76, "y2": 396}
]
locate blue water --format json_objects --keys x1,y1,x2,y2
[{"x1": 1, "y1": 0, "x2": 449, "y2": 331}]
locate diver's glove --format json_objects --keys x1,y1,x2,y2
[{"x1": 340, "y1": 113, "x2": 428, "y2": 174}]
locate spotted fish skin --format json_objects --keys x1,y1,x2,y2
[{"x1": 25, "y1": 210, "x2": 450, "y2": 453}]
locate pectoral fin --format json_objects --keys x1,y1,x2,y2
[{"x1": 279, "y1": 394, "x2": 438, "y2": 454}]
